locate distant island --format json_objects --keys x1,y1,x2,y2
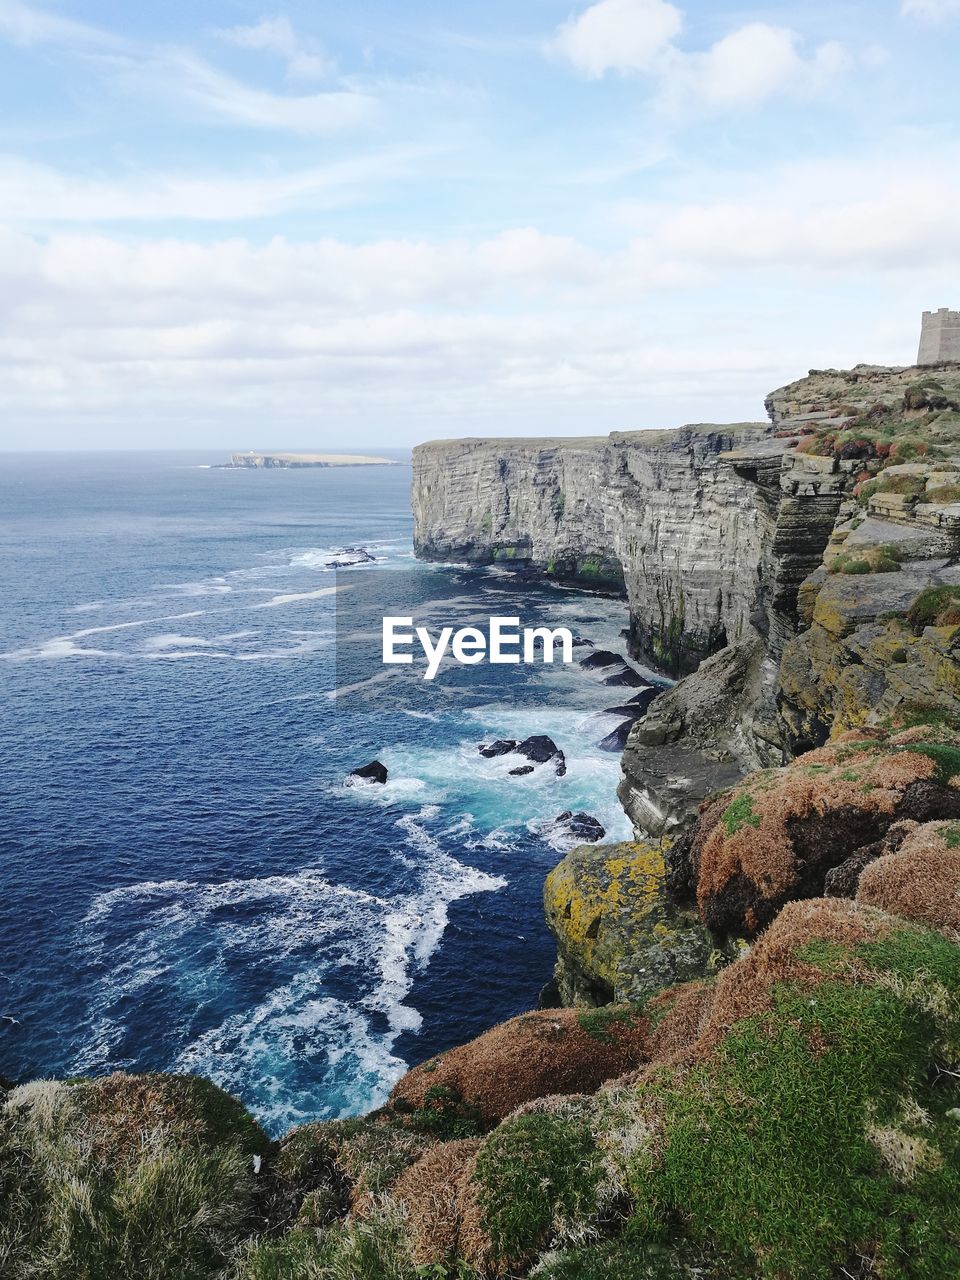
[{"x1": 224, "y1": 451, "x2": 402, "y2": 469}]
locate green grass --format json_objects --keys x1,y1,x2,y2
[
  {"x1": 471, "y1": 1111, "x2": 603, "y2": 1270},
  {"x1": 829, "y1": 543, "x2": 904, "y2": 575},
  {"x1": 234, "y1": 1208, "x2": 415, "y2": 1280},
  {"x1": 634, "y1": 924, "x2": 960, "y2": 1278},
  {"x1": 576, "y1": 1004, "x2": 643, "y2": 1045},
  {"x1": 722, "y1": 794, "x2": 761, "y2": 836},
  {"x1": 899, "y1": 742, "x2": 960, "y2": 784},
  {"x1": 907, "y1": 586, "x2": 960, "y2": 634},
  {"x1": 408, "y1": 1085, "x2": 484, "y2": 1141}
]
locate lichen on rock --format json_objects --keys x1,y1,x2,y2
[{"x1": 543, "y1": 841, "x2": 719, "y2": 1006}]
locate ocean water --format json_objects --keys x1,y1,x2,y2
[{"x1": 0, "y1": 451, "x2": 657, "y2": 1135}]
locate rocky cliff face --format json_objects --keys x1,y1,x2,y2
[{"x1": 413, "y1": 425, "x2": 777, "y2": 676}]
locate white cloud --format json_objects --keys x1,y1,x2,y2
[
  {"x1": 131, "y1": 51, "x2": 373, "y2": 135},
  {"x1": 547, "y1": 0, "x2": 682, "y2": 77},
  {"x1": 901, "y1": 0, "x2": 960, "y2": 20},
  {"x1": 547, "y1": 1, "x2": 849, "y2": 111},
  {"x1": 0, "y1": 1, "x2": 371, "y2": 135},
  {"x1": 0, "y1": 151, "x2": 425, "y2": 222},
  {"x1": 1, "y1": 146, "x2": 958, "y2": 446},
  {"x1": 661, "y1": 24, "x2": 851, "y2": 111},
  {"x1": 0, "y1": 0, "x2": 122, "y2": 49},
  {"x1": 216, "y1": 16, "x2": 333, "y2": 81}
]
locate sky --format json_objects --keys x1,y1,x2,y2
[{"x1": 0, "y1": 0, "x2": 959, "y2": 450}]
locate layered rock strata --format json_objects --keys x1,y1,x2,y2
[{"x1": 412, "y1": 426, "x2": 776, "y2": 676}]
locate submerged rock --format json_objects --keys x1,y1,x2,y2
[
  {"x1": 325, "y1": 546, "x2": 375, "y2": 567},
  {"x1": 349, "y1": 760, "x2": 388, "y2": 784}
]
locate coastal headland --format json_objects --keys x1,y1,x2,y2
[{"x1": 226, "y1": 450, "x2": 401, "y2": 468}]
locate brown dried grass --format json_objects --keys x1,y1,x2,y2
[
  {"x1": 390, "y1": 1139, "x2": 481, "y2": 1265},
  {"x1": 644, "y1": 982, "x2": 716, "y2": 1064},
  {"x1": 857, "y1": 822, "x2": 960, "y2": 936},
  {"x1": 697, "y1": 898, "x2": 888, "y2": 1051},
  {"x1": 390, "y1": 1008, "x2": 647, "y2": 1127},
  {"x1": 696, "y1": 739, "x2": 936, "y2": 912}
]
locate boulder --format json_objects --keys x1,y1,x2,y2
[
  {"x1": 516, "y1": 734, "x2": 561, "y2": 763},
  {"x1": 602, "y1": 687, "x2": 659, "y2": 718},
  {"x1": 598, "y1": 721, "x2": 634, "y2": 753},
  {"x1": 508, "y1": 765, "x2": 535, "y2": 777},
  {"x1": 553, "y1": 812, "x2": 606, "y2": 843},
  {"x1": 478, "y1": 740, "x2": 517, "y2": 758},
  {"x1": 578, "y1": 650, "x2": 625, "y2": 670},
  {"x1": 349, "y1": 760, "x2": 388, "y2": 784},
  {"x1": 544, "y1": 841, "x2": 718, "y2": 1006},
  {"x1": 601, "y1": 667, "x2": 646, "y2": 688},
  {"x1": 856, "y1": 819, "x2": 960, "y2": 935}
]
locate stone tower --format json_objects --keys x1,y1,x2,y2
[{"x1": 918, "y1": 308, "x2": 960, "y2": 364}]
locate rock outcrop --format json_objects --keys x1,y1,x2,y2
[{"x1": 543, "y1": 841, "x2": 719, "y2": 1005}]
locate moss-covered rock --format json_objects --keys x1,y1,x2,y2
[
  {"x1": 856, "y1": 818, "x2": 960, "y2": 937},
  {"x1": 671, "y1": 726, "x2": 960, "y2": 940},
  {"x1": 544, "y1": 841, "x2": 719, "y2": 1005},
  {"x1": 778, "y1": 565, "x2": 960, "y2": 755},
  {"x1": 274, "y1": 1114, "x2": 431, "y2": 1219}
]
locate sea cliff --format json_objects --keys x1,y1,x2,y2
[{"x1": 6, "y1": 360, "x2": 960, "y2": 1279}]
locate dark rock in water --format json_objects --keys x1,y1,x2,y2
[
  {"x1": 602, "y1": 687, "x2": 660, "y2": 720},
  {"x1": 598, "y1": 721, "x2": 634, "y2": 753},
  {"x1": 579, "y1": 649, "x2": 624, "y2": 669},
  {"x1": 570, "y1": 638, "x2": 594, "y2": 648},
  {"x1": 517, "y1": 734, "x2": 567, "y2": 776},
  {"x1": 602, "y1": 667, "x2": 646, "y2": 687},
  {"x1": 326, "y1": 546, "x2": 376, "y2": 567},
  {"x1": 488, "y1": 734, "x2": 566, "y2": 776},
  {"x1": 516, "y1": 734, "x2": 561, "y2": 763},
  {"x1": 555, "y1": 810, "x2": 606, "y2": 842},
  {"x1": 350, "y1": 760, "x2": 388, "y2": 784}
]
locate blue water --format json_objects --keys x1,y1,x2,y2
[{"x1": 0, "y1": 452, "x2": 653, "y2": 1134}]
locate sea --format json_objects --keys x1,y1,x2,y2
[{"x1": 0, "y1": 451, "x2": 659, "y2": 1136}]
